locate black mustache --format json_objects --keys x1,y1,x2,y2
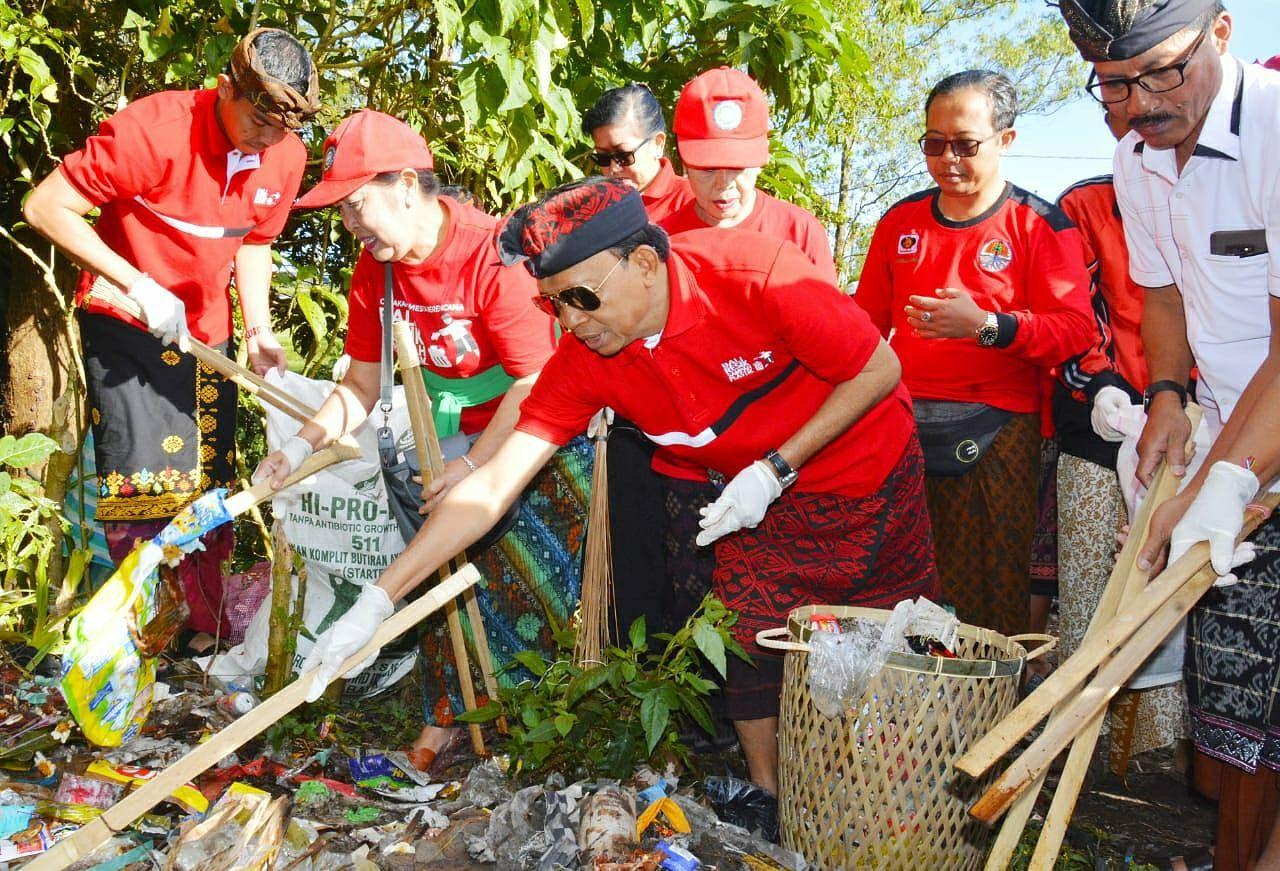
[{"x1": 1130, "y1": 113, "x2": 1175, "y2": 127}]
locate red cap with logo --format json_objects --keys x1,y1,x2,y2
[
  {"x1": 294, "y1": 109, "x2": 434, "y2": 209},
  {"x1": 673, "y1": 67, "x2": 770, "y2": 169}
]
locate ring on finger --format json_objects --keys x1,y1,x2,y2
[{"x1": 920, "y1": 311, "x2": 932, "y2": 322}]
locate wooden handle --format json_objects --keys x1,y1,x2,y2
[
  {"x1": 1023, "y1": 406, "x2": 1202, "y2": 868},
  {"x1": 90, "y1": 282, "x2": 317, "y2": 423},
  {"x1": 391, "y1": 321, "x2": 488, "y2": 755},
  {"x1": 26, "y1": 564, "x2": 483, "y2": 870},
  {"x1": 223, "y1": 438, "x2": 362, "y2": 517}
]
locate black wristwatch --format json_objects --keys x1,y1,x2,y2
[
  {"x1": 1142, "y1": 380, "x2": 1188, "y2": 411},
  {"x1": 764, "y1": 449, "x2": 798, "y2": 489},
  {"x1": 976, "y1": 312, "x2": 1000, "y2": 347}
]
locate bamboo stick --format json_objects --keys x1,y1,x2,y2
[
  {"x1": 26, "y1": 564, "x2": 483, "y2": 871},
  {"x1": 970, "y1": 493, "x2": 1280, "y2": 825},
  {"x1": 89, "y1": 282, "x2": 316, "y2": 423},
  {"x1": 985, "y1": 409, "x2": 1197, "y2": 869},
  {"x1": 392, "y1": 322, "x2": 486, "y2": 755}
]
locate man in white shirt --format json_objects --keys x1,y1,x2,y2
[{"x1": 1057, "y1": 1, "x2": 1280, "y2": 866}]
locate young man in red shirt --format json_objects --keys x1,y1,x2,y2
[
  {"x1": 23, "y1": 28, "x2": 319, "y2": 645},
  {"x1": 659, "y1": 67, "x2": 838, "y2": 286},
  {"x1": 296, "y1": 178, "x2": 939, "y2": 795},
  {"x1": 856, "y1": 69, "x2": 1093, "y2": 638}
]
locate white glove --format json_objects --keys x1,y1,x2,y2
[
  {"x1": 126, "y1": 275, "x2": 190, "y2": 351},
  {"x1": 695, "y1": 460, "x2": 783, "y2": 547},
  {"x1": 1090, "y1": 385, "x2": 1132, "y2": 442},
  {"x1": 299, "y1": 584, "x2": 394, "y2": 702},
  {"x1": 252, "y1": 435, "x2": 313, "y2": 485},
  {"x1": 587, "y1": 406, "x2": 614, "y2": 439},
  {"x1": 1169, "y1": 461, "x2": 1260, "y2": 586}
]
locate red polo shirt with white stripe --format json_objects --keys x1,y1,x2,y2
[
  {"x1": 659, "y1": 190, "x2": 839, "y2": 286},
  {"x1": 856, "y1": 183, "x2": 1094, "y2": 413},
  {"x1": 345, "y1": 195, "x2": 556, "y2": 434},
  {"x1": 641, "y1": 158, "x2": 695, "y2": 223},
  {"x1": 60, "y1": 88, "x2": 306, "y2": 345},
  {"x1": 517, "y1": 229, "x2": 914, "y2": 498}
]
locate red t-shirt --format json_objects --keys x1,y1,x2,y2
[
  {"x1": 1056, "y1": 176, "x2": 1148, "y2": 395},
  {"x1": 856, "y1": 183, "x2": 1094, "y2": 414},
  {"x1": 517, "y1": 230, "x2": 914, "y2": 498},
  {"x1": 345, "y1": 196, "x2": 556, "y2": 434},
  {"x1": 61, "y1": 88, "x2": 306, "y2": 345},
  {"x1": 659, "y1": 190, "x2": 839, "y2": 287},
  {"x1": 641, "y1": 158, "x2": 695, "y2": 224}
]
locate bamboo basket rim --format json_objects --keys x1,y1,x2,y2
[{"x1": 756, "y1": 604, "x2": 1055, "y2": 680}]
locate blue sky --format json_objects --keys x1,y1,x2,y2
[{"x1": 1006, "y1": 0, "x2": 1275, "y2": 201}]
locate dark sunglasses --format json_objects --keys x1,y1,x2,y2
[
  {"x1": 589, "y1": 135, "x2": 654, "y2": 168},
  {"x1": 1085, "y1": 28, "x2": 1207, "y2": 104},
  {"x1": 918, "y1": 131, "x2": 1001, "y2": 158},
  {"x1": 532, "y1": 256, "x2": 627, "y2": 317}
]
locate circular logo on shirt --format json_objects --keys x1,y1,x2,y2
[
  {"x1": 978, "y1": 238, "x2": 1013, "y2": 272},
  {"x1": 897, "y1": 232, "x2": 920, "y2": 256},
  {"x1": 324, "y1": 146, "x2": 337, "y2": 171},
  {"x1": 956, "y1": 439, "x2": 981, "y2": 464},
  {"x1": 712, "y1": 100, "x2": 743, "y2": 132}
]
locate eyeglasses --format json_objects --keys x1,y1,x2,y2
[
  {"x1": 589, "y1": 135, "x2": 653, "y2": 168},
  {"x1": 917, "y1": 131, "x2": 1002, "y2": 158},
  {"x1": 532, "y1": 256, "x2": 627, "y2": 317},
  {"x1": 1085, "y1": 28, "x2": 1207, "y2": 104}
]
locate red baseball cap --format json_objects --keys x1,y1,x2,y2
[
  {"x1": 294, "y1": 109, "x2": 434, "y2": 209},
  {"x1": 673, "y1": 67, "x2": 770, "y2": 169},
  {"x1": 1263, "y1": 55, "x2": 1280, "y2": 72}
]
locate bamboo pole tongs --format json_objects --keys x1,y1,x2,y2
[
  {"x1": 392, "y1": 321, "x2": 508, "y2": 751},
  {"x1": 981, "y1": 406, "x2": 1199, "y2": 869},
  {"x1": 967, "y1": 490, "x2": 1280, "y2": 829},
  {"x1": 27, "y1": 562, "x2": 485, "y2": 871}
]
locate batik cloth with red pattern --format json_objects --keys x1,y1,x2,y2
[{"x1": 713, "y1": 437, "x2": 940, "y2": 657}]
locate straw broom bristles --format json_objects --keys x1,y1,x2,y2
[{"x1": 574, "y1": 418, "x2": 617, "y2": 666}]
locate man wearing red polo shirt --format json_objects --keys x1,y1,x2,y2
[
  {"x1": 300, "y1": 178, "x2": 939, "y2": 795},
  {"x1": 24, "y1": 27, "x2": 319, "y2": 645}
]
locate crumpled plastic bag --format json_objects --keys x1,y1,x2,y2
[{"x1": 704, "y1": 776, "x2": 779, "y2": 844}]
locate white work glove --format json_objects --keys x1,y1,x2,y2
[
  {"x1": 587, "y1": 406, "x2": 614, "y2": 439},
  {"x1": 299, "y1": 584, "x2": 394, "y2": 702},
  {"x1": 695, "y1": 460, "x2": 783, "y2": 547},
  {"x1": 1169, "y1": 461, "x2": 1260, "y2": 587},
  {"x1": 1089, "y1": 385, "x2": 1132, "y2": 442},
  {"x1": 126, "y1": 275, "x2": 190, "y2": 351}
]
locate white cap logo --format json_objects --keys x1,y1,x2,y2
[
  {"x1": 712, "y1": 100, "x2": 743, "y2": 132},
  {"x1": 324, "y1": 146, "x2": 336, "y2": 171}
]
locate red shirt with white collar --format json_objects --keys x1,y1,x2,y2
[
  {"x1": 61, "y1": 88, "x2": 306, "y2": 345},
  {"x1": 516, "y1": 229, "x2": 914, "y2": 498},
  {"x1": 659, "y1": 189, "x2": 839, "y2": 286},
  {"x1": 641, "y1": 158, "x2": 695, "y2": 223},
  {"x1": 345, "y1": 195, "x2": 556, "y2": 434},
  {"x1": 856, "y1": 183, "x2": 1094, "y2": 413}
]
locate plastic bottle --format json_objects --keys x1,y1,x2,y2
[{"x1": 215, "y1": 691, "x2": 259, "y2": 717}]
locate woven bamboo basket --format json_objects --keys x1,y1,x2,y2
[{"x1": 758, "y1": 605, "x2": 1053, "y2": 871}]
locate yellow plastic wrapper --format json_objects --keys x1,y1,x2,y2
[{"x1": 59, "y1": 491, "x2": 232, "y2": 747}]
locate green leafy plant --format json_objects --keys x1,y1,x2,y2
[
  {"x1": 0, "y1": 433, "x2": 83, "y2": 665},
  {"x1": 459, "y1": 594, "x2": 748, "y2": 782}
]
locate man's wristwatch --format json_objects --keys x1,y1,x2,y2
[
  {"x1": 1142, "y1": 380, "x2": 1188, "y2": 411},
  {"x1": 976, "y1": 312, "x2": 999, "y2": 347},
  {"x1": 764, "y1": 449, "x2": 798, "y2": 489}
]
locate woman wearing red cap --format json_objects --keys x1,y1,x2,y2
[
  {"x1": 659, "y1": 67, "x2": 838, "y2": 286},
  {"x1": 255, "y1": 110, "x2": 590, "y2": 769},
  {"x1": 301, "y1": 178, "x2": 939, "y2": 795}
]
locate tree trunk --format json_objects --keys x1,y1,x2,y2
[{"x1": 832, "y1": 139, "x2": 855, "y2": 285}]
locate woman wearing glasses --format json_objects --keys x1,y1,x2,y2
[
  {"x1": 582, "y1": 83, "x2": 694, "y2": 222},
  {"x1": 254, "y1": 110, "x2": 591, "y2": 772},
  {"x1": 855, "y1": 70, "x2": 1094, "y2": 638},
  {"x1": 658, "y1": 67, "x2": 838, "y2": 286},
  {"x1": 304, "y1": 178, "x2": 939, "y2": 795}
]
